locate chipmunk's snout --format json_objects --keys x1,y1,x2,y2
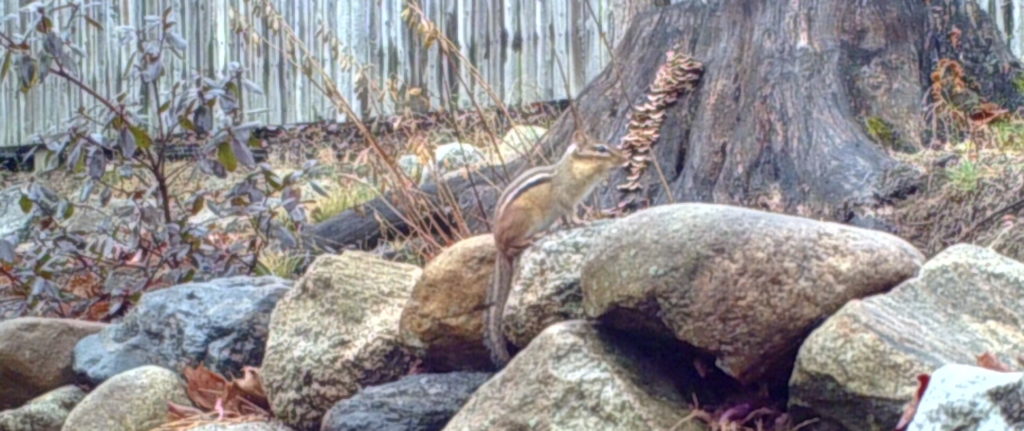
[{"x1": 607, "y1": 145, "x2": 628, "y2": 163}]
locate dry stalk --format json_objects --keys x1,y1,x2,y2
[
  {"x1": 240, "y1": 0, "x2": 465, "y2": 254},
  {"x1": 400, "y1": 1, "x2": 537, "y2": 176}
]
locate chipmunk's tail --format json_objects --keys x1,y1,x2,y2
[{"x1": 484, "y1": 253, "x2": 514, "y2": 368}]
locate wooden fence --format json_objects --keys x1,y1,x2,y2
[
  {"x1": 0, "y1": 0, "x2": 1021, "y2": 148},
  {"x1": 0, "y1": 0, "x2": 663, "y2": 148}
]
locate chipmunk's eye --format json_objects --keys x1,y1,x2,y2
[{"x1": 594, "y1": 145, "x2": 609, "y2": 153}]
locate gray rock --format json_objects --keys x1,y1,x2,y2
[
  {"x1": 397, "y1": 155, "x2": 425, "y2": 184},
  {"x1": 496, "y1": 126, "x2": 547, "y2": 162},
  {"x1": 908, "y1": 364, "x2": 1024, "y2": 431},
  {"x1": 188, "y1": 421, "x2": 295, "y2": 431},
  {"x1": 582, "y1": 203, "x2": 923, "y2": 384},
  {"x1": 73, "y1": 276, "x2": 291, "y2": 385},
  {"x1": 443, "y1": 321, "x2": 705, "y2": 431},
  {"x1": 0, "y1": 385, "x2": 86, "y2": 431},
  {"x1": 0, "y1": 187, "x2": 33, "y2": 242},
  {"x1": 790, "y1": 244, "x2": 1024, "y2": 431},
  {"x1": 398, "y1": 221, "x2": 615, "y2": 371},
  {"x1": 61, "y1": 365, "x2": 191, "y2": 431},
  {"x1": 321, "y1": 372, "x2": 492, "y2": 431},
  {"x1": 398, "y1": 143, "x2": 484, "y2": 186},
  {"x1": 64, "y1": 200, "x2": 131, "y2": 235},
  {"x1": 262, "y1": 252, "x2": 421, "y2": 431},
  {"x1": 433, "y1": 143, "x2": 484, "y2": 173},
  {"x1": 188, "y1": 207, "x2": 249, "y2": 234},
  {"x1": 0, "y1": 318, "x2": 105, "y2": 409},
  {"x1": 503, "y1": 220, "x2": 613, "y2": 349}
]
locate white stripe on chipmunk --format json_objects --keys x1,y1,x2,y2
[
  {"x1": 495, "y1": 144, "x2": 575, "y2": 218},
  {"x1": 496, "y1": 168, "x2": 554, "y2": 218}
]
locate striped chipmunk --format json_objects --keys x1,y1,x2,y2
[{"x1": 483, "y1": 129, "x2": 627, "y2": 367}]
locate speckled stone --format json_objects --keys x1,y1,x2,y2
[
  {"x1": 582, "y1": 203, "x2": 924, "y2": 384},
  {"x1": 187, "y1": 420, "x2": 295, "y2": 431},
  {"x1": 503, "y1": 220, "x2": 614, "y2": 349},
  {"x1": 321, "y1": 372, "x2": 492, "y2": 431},
  {"x1": 262, "y1": 252, "x2": 421, "y2": 431},
  {"x1": 0, "y1": 385, "x2": 86, "y2": 431},
  {"x1": 790, "y1": 244, "x2": 1024, "y2": 431},
  {"x1": 399, "y1": 235, "x2": 495, "y2": 371},
  {"x1": 495, "y1": 125, "x2": 547, "y2": 163},
  {"x1": 908, "y1": 364, "x2": 1024, "y2": 430},
  {"x1": 0, "y1": 186, "x2": 34, "y2": 242},
  {"x1": 61, "y1": 365, "x2": 191, "y2": 431},
  {"x1": 442, "y1": 321, "x2": 705, "y2": 431}
]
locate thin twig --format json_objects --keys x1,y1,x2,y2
[
  {"x1": 960, "y1": 193, "x2": 1024, "y2": 239},
  {"x1": 0, "y1": 266, "x2": 25, "y2": 289}
]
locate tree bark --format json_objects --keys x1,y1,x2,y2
[{"x1": 309, "y1": 0, "x2": 1024, "y2": 251}]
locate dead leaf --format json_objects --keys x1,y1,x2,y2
[
  {"x1": 222, "y1": 366, "x2": 271, "y2": 415},
  {"x1": 976, "y1": 352, "x2": 1015, "y2": 372},
  {"x1": 894, "y1": 374, "x2": 931, "y2": 431},
  {"x1": 183, "y1": 364, "x2": 228, "y2": 411},
  {"x1": 166, "y1": 401, "x2": 204, "y2": 421},
  {"x1": 171, "y1": 364, "x2": 272, "y2": 427},
  {"x1": 83, "y1": 300, "x2": 111, "y2": 321},
  {"x1": 969, "y1": 102, "x2": 1009, "y2": 125}
]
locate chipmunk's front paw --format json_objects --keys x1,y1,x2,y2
[{"x1": 561, "y1": 213, "x2": 590, "y2": 228}]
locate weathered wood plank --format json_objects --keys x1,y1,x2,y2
[{"x1": 4, "y1": 0, "x2": 1024, "y2": 149}]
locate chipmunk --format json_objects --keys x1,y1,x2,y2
[{"x1": 484, "y1": 129, "x2": 627, "y2": 367}]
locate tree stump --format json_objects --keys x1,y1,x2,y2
[{"x1": 308, "y1": 0, "x2": 1024, "y2": 251}]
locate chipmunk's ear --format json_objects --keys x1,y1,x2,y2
[
  {"x1": 571, "y1": 129, "x2": 589, "y2": 146},
  {"x1": 564, "y1": 129, "x2": 587, "y2": 155}
]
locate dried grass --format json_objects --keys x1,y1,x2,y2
[{"x1": 889, "y1": 148, "x2": 1024, "y2": 261}]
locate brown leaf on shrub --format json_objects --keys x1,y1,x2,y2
[
  {"x1": 67, "y1": 272, "x2": 102, "y2": 298},
  {"x1": 894, "y1": 374, "x2": 930, "y2": 431},
  {"x1": 976, "y1": 352, "x2": 1015, "y2": 372},
  {"x1": 82, "y1": 300, "x2": 111, "y2": 322}
]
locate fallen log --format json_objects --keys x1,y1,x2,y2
[{"x1": 308, "y1": 0, "x2": 1024, "y2": 251}]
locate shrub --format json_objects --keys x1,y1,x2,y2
[{"x1": 0, "y1": 3, "x2": 314, "y2": 318}]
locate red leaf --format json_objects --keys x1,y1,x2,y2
[{"x1": 895, "y1": 374, "x2": 931, "y2": 431}]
